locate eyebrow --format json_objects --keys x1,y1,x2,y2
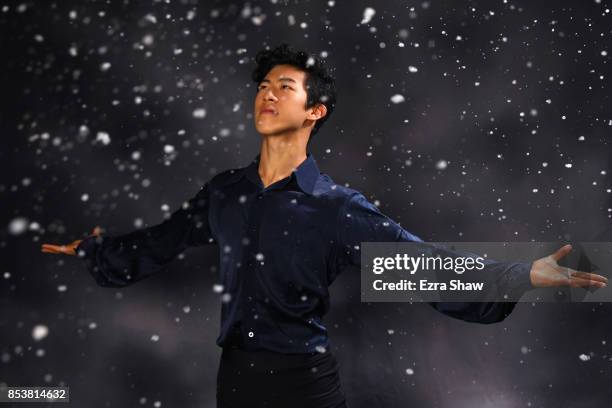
[{"x1": 260, "y1": 77, "x2": 297, "y2": 84}]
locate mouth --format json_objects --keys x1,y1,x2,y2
[{"x1": 260, "y1": 108, "x2": 277, "y2": 115}]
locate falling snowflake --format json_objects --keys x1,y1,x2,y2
[
  {"x1": 361, "y1": 7, "x2": 376, "y2": 24},
  {"x1": 390, "y1": 94, "x2": 405, "y2": 104},
  {"x1": 192, "y1": 108, "x2": 207, "y2": 119},
  {"x1": 96, "y1": 132, "x2": 111, "y2": 145},
  {"x1": 32, "y1": 325, "x2": 49, "y2": 341},
  {"x1": 435, "y1": 160, "x2": 448, "y2": 170},
  {"x1": 8, "y1": 217, "x2": 28, "y2": 235}
]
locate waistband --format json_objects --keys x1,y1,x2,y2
[{"x1": 220, "y1": 347, "x2": 334, "y2": 371}]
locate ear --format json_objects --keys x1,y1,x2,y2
[{"x1": 306, "y1": 103, "x2": 327, "y2": 121}]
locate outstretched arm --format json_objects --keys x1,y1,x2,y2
[
  {"x1": 334, "y1": 192, "x2": 607, "y2": 324},
  {"x1": 41, "y1": 183, "x2": 215, "y2": 287},
  {"x1": 430, "y1": 244, "x2": 607, "y2": 322}
]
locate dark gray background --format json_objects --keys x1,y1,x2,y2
[{"x1": 1, "y1": 1, "x2": 611, "y2": 407}]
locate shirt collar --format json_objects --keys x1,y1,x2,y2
[{"x1": 240, "y1": 153, "x2": 320, "y2": 195}]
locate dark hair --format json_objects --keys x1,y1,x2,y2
[{"x1": 251, "y1": 43, "x2": 337, "y2": 137}]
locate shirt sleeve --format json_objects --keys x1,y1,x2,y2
[
  {"x1": 335, "y1": 191, "x2": 533, "y2": 323},
  {"x1": 75, "y1": 183, "x2": 214, "y2": 288}
]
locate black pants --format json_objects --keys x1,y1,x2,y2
[{"x1": 216, "y1": 347, "x2": 348, "y2": 408}]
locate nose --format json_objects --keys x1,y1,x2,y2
[{"x1": 263, "y1": 88, "x2": 278, "y2": 102}]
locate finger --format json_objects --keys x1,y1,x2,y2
[
  {"x1": 41, "y1": 244, "x2": 60, "y2": 252},
  {"x1": 42, "y1": 242, "x2": 77, "y2": 255},
  {"x1": 569, "y1": 277, "x2": 607, "y2": 288},
  {"x1": 54, "y1": 245, "x2": 71, "y2": 254},
  {"x1": 571, "y1": 271, "x2": 608, "y2": 284},
  {"x1": 551, "y1": 244, "x2": 572, "y2": 262},
  {"x1": 42, "y1": 243, "x2": 65, "y2": 249},
  {"x1": 42, "y1": 247, "x2": 63, "y2": 254}
]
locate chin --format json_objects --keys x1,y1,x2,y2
[{"x1": 255, "y1": 124, "x2": 285, "y2": 137}]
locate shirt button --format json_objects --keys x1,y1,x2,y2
[{"x1": 248, "y1": 331, "x2": 254, "y2": 338}]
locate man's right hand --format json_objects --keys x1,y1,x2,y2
[{"x1": 41, "y1": 226, "x2": 102, "y2": 256}]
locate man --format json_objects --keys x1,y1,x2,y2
[{"x1": 41, "y1": 44, "x2": 607, "y2": 408}]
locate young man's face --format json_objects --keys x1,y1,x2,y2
[{"x1": 254, "y1": 64, "x2": 320, "y2": 137}]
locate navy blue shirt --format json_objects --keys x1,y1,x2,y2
[{"x1": 77, "y1": 153, "x2": 533, "y2": 353}]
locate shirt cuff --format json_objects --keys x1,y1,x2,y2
[
  {"x1": 75, "y1": 236, "x2": 101, "y2": 260},
  {"x1": 76, "y1": 235, "x2": 123, "y2": 287},
  {"x1": 506, "y1": 262, "x2": 533, "y2": 300}
]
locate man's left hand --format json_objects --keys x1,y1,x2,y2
[{"x1": 530, "y1": 244, "x2": 608, "y2": 289}]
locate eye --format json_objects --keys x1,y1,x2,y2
[{"x1": 281, "y1": 85, "x2": 293, "y2": 90}]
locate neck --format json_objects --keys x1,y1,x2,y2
[{"x1": 258, "y1": 131, "x2": 309, "y2": 188}]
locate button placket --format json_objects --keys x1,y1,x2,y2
[{"x1": 239, "y1": 190, "x2": 265, "y2": 348}]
